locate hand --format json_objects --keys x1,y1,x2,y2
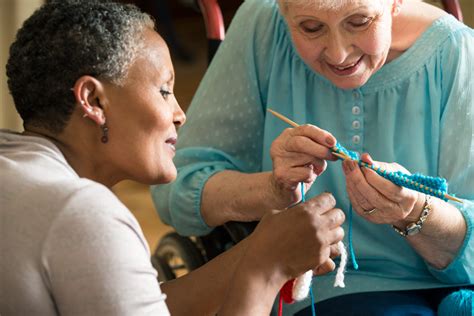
[
  {"x1": 245, "y1": 192, "x2": 345, "y2": 283},
  {"x1": 270, "y1": 124, "x2": 337, "y2": 206},
  {"x1": 342, "y1": 154, "x2": 425, "y2": 226}
]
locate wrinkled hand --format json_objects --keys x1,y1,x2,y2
[
  {"x1": 342, "y1": 153, "x2": 425, "y2": 226},
  {"x1": 270, "y1": 125, "x2": 337, "y2": 206},
  {"x1": 247, "y1": 192, "x2": 345, "y2": 281}
]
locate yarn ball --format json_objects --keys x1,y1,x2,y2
[{"x1": 438, "y1": 289, "x2": 473, "y2": 316}]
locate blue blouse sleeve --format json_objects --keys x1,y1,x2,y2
[
  {"x1": 427, "y1": 28, "x2": 474, "y2": 284},
  {"x1": 150, "y1": 0, "x2": 279, "y2": 236}
]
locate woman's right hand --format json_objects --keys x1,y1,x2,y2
[
  {"x1": 269, "y1": 124, "x2": 337, "y2": 207},
  {"x1": 217, "y1": 193, "x2": 345, "y2": 316},
  {"x1": 244, "y1": 192, "x2": 345, "y2": 282}
]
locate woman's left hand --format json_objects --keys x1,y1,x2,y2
[{"x1": 341, "y1": 153, "x2": 425, "y2": 226}]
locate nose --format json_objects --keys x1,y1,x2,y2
[
  {"x1": 173, "y1": 99, "x2": 186, "y2": 127},
  {"x1": 322, "y1": 32, "x2": 352, "y2": 65}
]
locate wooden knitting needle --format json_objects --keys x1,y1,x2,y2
[
  {"x1": 267, "y1": 108, "x2": 463, "y2": 203},
  {"x1": 267, "y1": 109, "x2": 350, "y2": 158}
]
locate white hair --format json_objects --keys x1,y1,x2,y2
[{"x1": 278, "y1": 0, "x2": 389, "y2": 13}]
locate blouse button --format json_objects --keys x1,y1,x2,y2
[
  {"x1": 353, "y1": 91, "x2": 360, "y2": 99},
  {"x1": 352, "y1": 120, "x2": 360, "y2": 130},
  {"x1": 352, "y1": 106, "x2": 361, "y2": 115},
  {"x1": 352, "y1": 135, "x2": 360, "y2": 144}
]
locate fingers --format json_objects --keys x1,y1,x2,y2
[
  {"x1": 313, "y1": 259, "x2": 336, "y2": 276},
  {"x1": 344, "y1": 156, "x2": 415, "y2": 206},
  {"x1": 285, "y1": 132, "x2": 335, "y2": 161},
  {"x1": 360, "y1": 153, "x2": 374, "y2": 165},
  {"x1": 292, "y1": 124, "x2": 337, "y2": 150},
  {"x1": 304, "y1": 192, "x2": 337, "y2": 213},
  {"x1": 329, "y1": 243, "x2": 342, "y2": 259},
  {"x1": 273, "y1": 155, "x2": 327, "y2": 187},
  {"x1": 342, "y1": 160, "x2": 388, "y2": 210},
  {"x1": 324, "y1": 207, "x2": 346, "y2": 229},
  {"x1": 361, "y1": 167, "x2": 405, "y2": 202},
  {"x1": 273, "y1": 166, "x2": 315, "y2": 190}
]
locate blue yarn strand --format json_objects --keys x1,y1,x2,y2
[
  {"x1": 348, "y1": 205, "x2": 359, "y2": 270},
  {"x1": 300, "y1": 182, "x2": 306, "y2": 203},
  {"x1": 301, "y1": 183, "x2": 316, "y2": 316},
  {"x1": 310, "y1": 283, "x2": 316, "y2": 316}
]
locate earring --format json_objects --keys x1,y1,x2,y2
[
  {"x1": 394, "y1": 5, "x2": 401, "y2": 14},
  {"x1": 100, "y1": 122, "x2": 109, "y2": 144}
]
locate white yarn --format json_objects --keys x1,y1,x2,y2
[
  {"x1": 291, "y1": 241, "x2": 348, "y2": 300},
  {"x1": 292, "y1": 270, "x2": 313, "y2": 301},
  {"x1": 334, "y1": 241, "x2": 347, "y2": 288}
]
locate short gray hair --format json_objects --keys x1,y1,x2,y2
[{"x1": 6, "y1": 0, "x2": 154, "y2": 133}]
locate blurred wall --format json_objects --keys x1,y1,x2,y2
[
  {"x1": 0, "y1": 0, "x2": 473, "y2": 131},
  {"x1": 1, "y1": 0, "x2": 43, "y2": 131}
]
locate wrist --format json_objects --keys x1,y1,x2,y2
[
  {"x1": 392, "y1": 195, "x2": 432, "y2": 237},
  {"x1": 268, "y1": 173, "x2": 300, "y2": 209},
  {"x1": 393, "y1": 192, "x2": 425, "y2": 227},
  {"x1": 240, "y1": 238, "x2": 288, "y2": 290}
]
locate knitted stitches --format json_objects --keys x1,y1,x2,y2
[{"x1": 332, "y1": 143, "x2": 450, "y2": 201}]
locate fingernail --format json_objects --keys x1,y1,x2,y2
[{"x1": 326, "y1": 136, "x2": 335, "y2": 146}]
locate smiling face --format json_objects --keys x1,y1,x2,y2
[
  {"x1": 102, "y1": 29, "x2": 186, "y2": 185},
  {"x1": 283, "y1": 0, "x2": 397, "y2": 89}
]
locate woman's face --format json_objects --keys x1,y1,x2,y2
[
  {"x1": 103, "y1": 29, "x2": 186, "y2": 185},
  {"x1": 284, "y1": 0, "x2": 395, "y2": 89}
]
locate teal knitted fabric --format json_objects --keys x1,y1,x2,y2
[{"x1": 332, "y1": 143, "x2": 451, "y2": 201}]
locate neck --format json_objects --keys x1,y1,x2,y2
[
  {"x1": 24, "y1": 122, "x2": 122, "y2": 188},
  {"x1": 389, "y1": 1, "x2": 447, "y2": 61}
]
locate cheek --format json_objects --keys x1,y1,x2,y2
[
  {"x1": 291, "y1": 32, "x2": 324, "y2": 64},
  {"x1": 357, "y1": 24, "x2": 392, "y2": 57}
]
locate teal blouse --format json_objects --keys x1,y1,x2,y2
[{"x1": 152, "y1": 0, "x2": 474, "y2": 311}]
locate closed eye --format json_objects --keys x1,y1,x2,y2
[
  {"x1": 160, "y1": 89, "x2": 173, "y2": 99},
  {"x1": 300, "y1": 20, "x2": 324, "y2": 34},
  {"x1": 348, "y1": 16, "x2": 373, "y2": 29}
]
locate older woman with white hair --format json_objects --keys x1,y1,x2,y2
[{"x1": 153, "y1": 0, "x2": 474, "y2": 314}]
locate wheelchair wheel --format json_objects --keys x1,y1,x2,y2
[{"x1": 151, "y1": 232, "x2": 205, "y2": 282}]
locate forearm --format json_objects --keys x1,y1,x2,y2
[
  {"x1": 404, "y1": 198, "x2": 467, "y2": 269},
  {"x1": 161, "y1": 238, "x2": 249, "y2": 316},
  {"x1": 201, "y1": 170, "x2": 293, "y2": 227}
]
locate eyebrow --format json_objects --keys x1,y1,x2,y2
[{"x1": 162, "y1": 70, "x2": 174, "y2": 83}]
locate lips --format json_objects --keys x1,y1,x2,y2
[
  {"x1": 327, "y1": 56, "x2": 364, "y2": 76},
  {"x1": 165, "y1": 137, "x2": 177, "y2": 152},
  {"x1": 165, "y1": 137, "x2": 177, "y2": 145}
]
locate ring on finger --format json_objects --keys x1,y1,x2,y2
[{"x1": 363, "y1": 207, "x2": 378, "y2": 215}]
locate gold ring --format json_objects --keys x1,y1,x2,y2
[{"x1": 364, "y1": 208, "x2": 377, "y2": 215}]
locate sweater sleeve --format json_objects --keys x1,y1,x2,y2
[
  {"x1": 428, "y1": 28, "x2": 474, "y2": 284},
  {"x1": 150, "y1": 0, "x2": 281, "y2": 236}
]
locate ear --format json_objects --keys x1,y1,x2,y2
[
  {"x1": 72, "y1": 76, "x2": 108, "y2": 126},
  {"x1": 391, "y1": 0, "x2": 404, "y2": 16}
]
